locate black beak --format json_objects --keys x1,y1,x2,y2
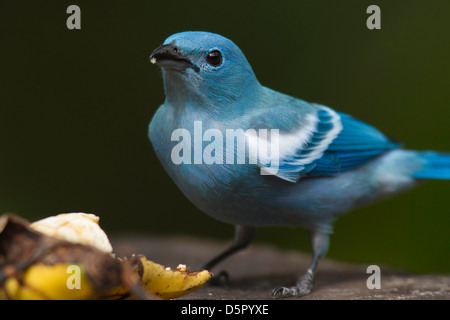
[{"x1": 149, "y1": 44, "x2": 199, "y2": 73}]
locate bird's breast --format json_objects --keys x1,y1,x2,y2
[{"x1": 149, "y1": 105, "x2": 255, "y2": 211}]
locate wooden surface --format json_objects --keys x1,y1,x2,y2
[{"x1": 111, "y1": 235, "x2": 450, "y2": 300}]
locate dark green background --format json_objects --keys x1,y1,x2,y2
[{"x1": 1, "y1": 1, "x2": 449, "y2": 273}]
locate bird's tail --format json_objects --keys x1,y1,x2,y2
[{"x1": 411, "y1": 151, "x2": 450, "y2": 179}]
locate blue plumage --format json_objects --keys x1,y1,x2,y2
[
  {"x1": 148, "y1": 31, "x2": 449, "y2": 298},
  {"x1": 412, "y1": 152, "x2": 450, "y2": 179},
  {"x1": 305, "y1": 111, "x2": 399, "y2": 176}
]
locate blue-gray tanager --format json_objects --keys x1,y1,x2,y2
[{"x1": 148, "y1": 31, "x2": 450, "y2": 298}]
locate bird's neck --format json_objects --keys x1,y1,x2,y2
[{"x1": 162, "y1": 71, "x2": 262, "y2": 120}]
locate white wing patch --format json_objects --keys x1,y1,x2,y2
[
  {"x1": 245, "y1": 105, "x2": 343, "y2": 182},
  {"x1": 292, "y1": 106, "x2": 343, "y2": 166}
]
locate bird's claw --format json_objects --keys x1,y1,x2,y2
[{"x1": 272, "y1": 274, "x2": 314, "y2": 298}]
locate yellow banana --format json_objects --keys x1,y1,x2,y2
[
  {"x1": 131, "y1": 255, "x2": 211, "y2": 300},
  {"x1": 102, "y1": 255, "x2": 211, "y2": 300},
  {"x1": 1, "y1": 263, "x2": 97, "y2": 300},
  {"x1": 1, "y1": 213, "x2": 211, "y2": 300}
]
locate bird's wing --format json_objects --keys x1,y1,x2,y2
[{"x1": 246, "y1": 103, "x2": 398, "y2": 182}]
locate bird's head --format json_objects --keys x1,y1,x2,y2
[{"x1": 150, "y1": 31, "x2": 260, "y2": 113}]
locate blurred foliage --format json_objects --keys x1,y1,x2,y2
[{"x1": 0, "y1": 1, "x2": 449, "y2": 273}]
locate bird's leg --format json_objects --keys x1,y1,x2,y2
[
  {"x1": 272, "y1": 230, "x2": 330, "y2": 298},
  {"x1": 201, "y1": 225, "x2": 256, "y2": 271}
]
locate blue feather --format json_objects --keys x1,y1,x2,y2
[
  {"x1": 412, "y1": 152, "x2": 450, "y2": 179},
  {"x1": 308, "y1": 113, "x2": 397, "y2": 176}
]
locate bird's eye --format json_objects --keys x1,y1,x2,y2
[{"x1": 206, "y1": 50, "x2": 223, "y2": 67}]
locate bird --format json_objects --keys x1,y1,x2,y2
[{"x1": 147, "y1": 31, "x2": 450, "y2": 298}]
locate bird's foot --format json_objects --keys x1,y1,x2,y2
[{"x1": 272, "y1": 272, "x2": 314, "y2": 299}]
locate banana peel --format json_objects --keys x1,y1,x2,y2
[
  {"x1": 0, "y1": 213, "x2": 211, "y2": 300},
  {"x1": 0, "y1": 214, "x2": 124, "y2": 300},
  {"x1": 104, "y1": 255, "x2": 212, "y2": 300},
  {"x1": 137, "y1": 255, "x2": 211, "y2": 300}
]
